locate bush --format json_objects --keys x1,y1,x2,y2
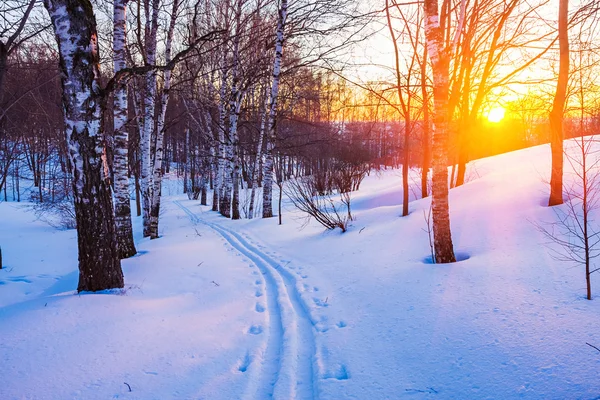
[
  {"x1": 285, "y1": 174, "x2": 353, "y2": 232},
  {"x1": 30, "y1": 197, "x2": 76, "y2": 230}
]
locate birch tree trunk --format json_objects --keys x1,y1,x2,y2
[
  {"x1": 141, "y1": 0, "x2": 159, "y2": 237},
  {"x1": 249, "y1": 83, "x2": 270, "y2": 219},
  {"x1": 229, "y1": 0, "x2": 243, "y2": 220},
  {"x1": 262, "y1": 0, "x2": 288, "y2": 218},
  {"x1": 43, "y1": 0, "x2": 124, "y2": 291},
  {"x1": 421, "y1": 45, "x2": 430, "y2": 198},
  {"x1": 218, "y1": 61, "x2": 231, "y2": 217},
  {"x1": 113, "y1": 0, "x2": 137, "y2": 258},
  {"x1": 209, "y1": 109, "x2": 220, "y2": 211},
  {"x1": 424, "y1": 0, "x2": 456, "y2": 263},
  {"x1": 183, "y1": 126, "x2": 189, "y2": 194},
  {"x1": 148, "y1": 0, "x2": 178, "y2": 238},
  {"x1": 548, "y1": 0, "x2": 569, "y2": 206}
]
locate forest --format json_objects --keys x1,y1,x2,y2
[{"x1": 1, "y1": 0, "x2": 600, "y2": 398}]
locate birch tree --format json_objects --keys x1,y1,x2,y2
[
  {"x1": 43, "y1": 0, "x2": 124, "y2": 291},
  {"x1": 262, "y1": 0, "x2": 288, "y2": 218},
  {"x1": 140, "y1": 0, "x2": 159, "y2": 237},
  {"x1": 249, "y1": 82, "x2": 270, "y2": 218},
  {"x1": 148, "y1": 0, "x2": 180, "y2": 238},
  {"x1": 228, "y1": 0, "x2": 244, "y2": 220},
  {"x1": 423, "y1": 0, "x2": 456, "y2": 263},
  {"x1": 112, "y1": 0, "x2": 136, "y2": 258}
]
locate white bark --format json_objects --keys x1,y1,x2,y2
[
  {"x1": 217, "y1": 61, "x2": 230, "y2": 216},
  {"x1": 424, "y1": 0, "x2": 456, "y2": 263},
  {"x1": 113, "y1": 0, "x2": 136, "y2": 258},
  {"x1": 141, "y1": 0, "x2": 159, "y2": 238},
  {"x1": 249, "y1": 82, "x2": 270, "y2": 219},
  {"x1": 43, "y1": 0, "x2": 123, "y2": 291},
  {"x1": 229, "y1": 0, "x2": 244, "y2": 220},
  {"x1": 262, "y1": 0, "x2": 288, "y2": 218},
  {"x1": 148, "y1": 0, "x2": 179, "y2": 239}
]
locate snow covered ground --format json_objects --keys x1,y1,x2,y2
[{"x1": 1, "y1": 142, "x2": 600, "y2": 399}]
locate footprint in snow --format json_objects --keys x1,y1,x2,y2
[
  {"x1": 313, "y1": 297, "x2": 329, "y2": 307},
  {"x1": 248, "y1": 325, "x2": 263, "y2": 335},
  {"x1": 323, "y1": 364, "x2": 349, "y2": 380},
  {"x1": 6, "y1": 276, "x2": 32, "y2": 284},
  {"x1": 238, "y1": 352, "x2": 251, "y2": 372},
  {"x1": 255, "y1": 303, "x2": 265, "y2": 313}
]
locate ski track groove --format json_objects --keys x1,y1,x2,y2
[{"x1": 174, "y1": 200, "x2": 319, "y2": 400}]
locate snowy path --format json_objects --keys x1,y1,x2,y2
[{"x1": 174, "y1": 200, "x2": 319, "y2": 400}]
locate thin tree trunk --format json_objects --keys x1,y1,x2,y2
[
  {"x1": 43, "y1": 0, "x2": 124, "y2": 291},
  {"x1": 216, "y1": 62, "x2": 228, "y2": 215},
  {"x1": 402, "y1": 120, "x2": 410, "y2": 216},
  {"x1": 262, "y1": 0, "x2": 288, "y2": 218},
  {"x1": 113, "y1": 0, "x2": 136, "y2": 258},
  {"x1": 424, "y1": 0, "x2": 456, "y2": 263},
  {"x1": 249, "y1": 86, "x2": 269, "y2": 219},
  {"x1": 183, "y1": 127, "x2": 189, "y2": 194},
  {"x1": 421, "y1": 45, "x2": 430, "y2": 198},
  {"x1": 135, "y1": 158, "x2": 141, "y2": 216},
  {"x1": 210, "y1": 113, "x2": 220, "y2": 211},
  {"x1": 141, "y1": 0, "x2": 160, "y2": 237},
  {"x1": 229, "y1": 0, "x2": 243, "y2": 221},
  {"x1": 549, "y1": 0, "x2": 569, "y2": 206},
  {"x1": 149, "y1": 0, "x2": 178, "y2": 239}
]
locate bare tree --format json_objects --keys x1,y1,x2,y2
[
  {"x1": 548, "y1": 0, "x2": 570, "y2": 206},
  {"x1": 148, "y1": 0, "x2": 180, "y2": 238},
  {"x1": 0, "y1": 0, "x2": 45, "y2": 94},
  {"x1": 43, "y1": 0, "x2": 124, "y2": 292},
  {"x1": 112, "y1": 0, "x2": 137, "y2": 258},
  {"x1": 385, "y1": 0, "x2": 425, "y2": 217},
  {"x1": 537, "y1": 136, "x2": 600, "y2": 300},
  {"x1": 423, "y1": 0, "x2": 456, "y2": 263},
  {"x1": 262, "y1": 0, "x2": 288, "y2": 218}
]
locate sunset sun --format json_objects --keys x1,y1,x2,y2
[{"x1": 487, "y1": 107, "x2": 506, "y2": 123}]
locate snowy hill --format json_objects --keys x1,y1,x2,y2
[{"x1": 1, "y1": 141, "x2": 599, "y2": 399}]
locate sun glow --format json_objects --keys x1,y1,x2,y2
[{"x1": 487, "y1": 107, "x2": 506, "y2": 123}]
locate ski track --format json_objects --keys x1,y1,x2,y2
[{"x1": 174, "y1": 200, "x2": 319, "y2": 400}]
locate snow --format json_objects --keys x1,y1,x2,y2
[{"x1": 2, "y1": 142, "x2": 600, "y2": 399}]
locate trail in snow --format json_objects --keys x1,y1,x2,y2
[{"x1": 174, "y1": 200, "x2": 319, "y2": 400}]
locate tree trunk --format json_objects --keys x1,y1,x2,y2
[
  {"x1": 229, "y1": 2, "x2": 243, "y2": 221},
  {"x1": 216, "y1": 64, "x2": 228, "y2": 215},
  {"x1": 112, "y1": 0, "x2": 136, "y2": 258},
  {"x1": 424, "y1": 0, "x2": 456, "y2": 263},
  {"x1": 43, "y1": 0, "x2": 124, "y2": 291},
  {"x1": 141, "y1": 0, "x2": 160, "y2": 237},
  {"x1": 421, "y1": 45, "x2": 430, "y2": 199},
  {"x1": 262, "y1": 0, "x2": 288, "y2": 218},
  {"x1": 149, "y1": 0, "x2": 178, "y2": 239},
  {"x1": 183, "y1": 127, "x2": 189, "y2": 194},
  {"x1": 402, "y1": 119, "x2": 410, "y2": 217},
  {"x1": 548, "y1": 0, "x2": 569, "y2": 207},
  {"x1": 455, "y1": 124, "x2": 469, "y2": 187},
  {"x1": 249, "y1": 85, "x2": 269, "y2": 219}
]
